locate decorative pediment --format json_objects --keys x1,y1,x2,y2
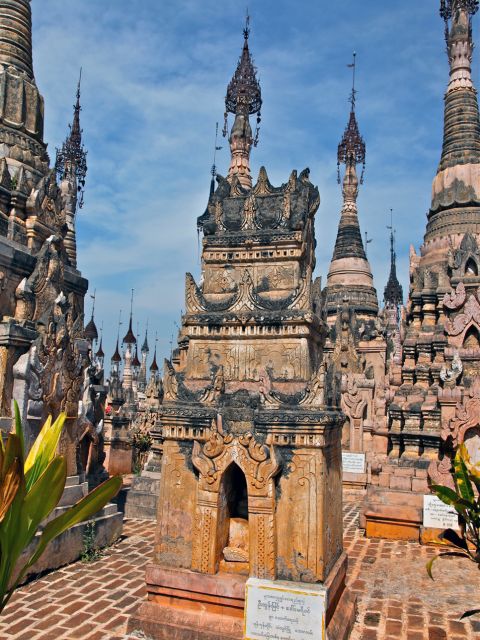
[
  {"x1": 163, "y1": 359, "x2": 179, "y2": 402},
  {"x1": 441, "y1": 379, "x2": 480, "y2": 448},
  {"x1": 298, "y1": 363, "x2": 326, "y2": 407},
  {"x1": 253, "y1": 166, "x2": 275, "y2": 196},
  {"x1": 192, "y1": 416, "x2": 280, "y2": 495},
  {"x1": 342, "y1": 374, "x2": 369, "y2": 420},
  {"x1": 449, "y1": 232, "x2": 480, "y2": 278},
  {"x1": 445, "y1": 293, "x2": 480, "y2": 337}
]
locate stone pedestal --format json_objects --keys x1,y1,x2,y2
[
  {"x1": 124, "y1": 471, "x2": 161, "y2": 520},
  {"x1": 128, "y1": 406, "x2": 355, "y2": 640},
  {"x1": 129, "y1": 554, "x2": 355, "y2": 640},
  {"x1": 103, "y1": 415, "x2": 132, "y2": 475}
]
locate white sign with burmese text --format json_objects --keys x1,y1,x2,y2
[
  {"x1": 244, "y1": 578, "x2": 326, "y2": 640},
  {"x1": 342, "y1": 452, "x2": 366, "y2": 474},
  {"x1": 423, "y1": 494, "x2": 460, "y2": 530}
]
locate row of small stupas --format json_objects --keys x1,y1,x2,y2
[{"x1": 0, "y1": 0, "x2": 122, "y2": 575}]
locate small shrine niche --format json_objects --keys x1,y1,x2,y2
[
  {"x1": 464, "y1": 325, "x2": 480, "y2": 349},
  {"x1": 219, "y1": 463, "x2": 249, "y2": 574},
  {"x1": 465, "y1": 257, "x2": 478, "y2": 276}
]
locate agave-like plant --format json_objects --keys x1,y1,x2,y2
[
  {"x1": 427, "y1": 443, "x2": 480, "y2": 619},
  {"x1": 0, "y1": 401, "x2": 122, "y2": 615}
]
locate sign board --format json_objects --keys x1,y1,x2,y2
[
  {"x1": 423, "y1": 494, "x2": 460, "y2": 530},
  {"x1": 342, "y1": 452, "x2": 366, "y2": 474},
  {"x1": 245, "y1": 577, "x2": 326, "y2": 640}
]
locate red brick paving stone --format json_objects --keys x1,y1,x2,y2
[
  {"x1": 68, "y1": 624, "x2": 98, "y2": 638},
  {"x1": 62, "y1": 611, "x2": 91, "y2": 628},
  {"x1": 449, "y1": 620, "x2": 468, "y2": 635},
  {"x1": 0, "y1": 503, "x2": 478, "y2": 640},
  {"x1": 92, "y1": 608, "x2": 120, "y2": 625},
  {"x1": 3, "y1": 619, "x2": 36, "y2": 635}
]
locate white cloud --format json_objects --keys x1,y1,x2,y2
[{"x1": 30, "y1": 0, "x2": 453, "y2": 366}]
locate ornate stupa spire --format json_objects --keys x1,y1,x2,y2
[
  {"x1": 111, "y1": 311, "x2": 122, "y2": 368},
  {"x1": 325, "y1": 54, "x2": 378, "y2": 318},
  {"x1": 56, "y1": 70, "x2": 88, "y2": 208},
  {"x1": 384, "y1": 210, "x2": 404, "y2": 307},
  {"x1": 138, "y1": 323, "x2": 150, "y2": 392},
  {"x1": 223, "y1": 13, "x2": 262, "y2": 189},
  {"x1": 150, "y1": 334, "x2": 159, "y2": 377},
  {"x1": 84, "y1": 289, "x2": 98, "y2": 344},
  {"x1": 95, "y1": 327, "x2": 105, "y2": 369},
  {"x1": 56, "y1": 71, "x2": 88, "y2": 267},
  {"x1": 428, "y1": 0, "x2": 480, "y2": 239},
  {"x1": 197, "y1": 123, "x2": 222, "y2": 232},
  {"x1": 122, "y1": 289, "x2": 137, "y2": 347}
]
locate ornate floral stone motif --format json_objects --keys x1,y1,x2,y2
[
  {"x1": 192, "y1": 416, "x2": 280, "y2": 493},
  {"x1": 443, "y1": 281, "x2": 467, "y2": 310},
  {"x1": 445, "y1": 293, "x2": 480, "y2": 338},
  {"x1": 441, "y1": 379, "x2": 480, "y2": 447}
]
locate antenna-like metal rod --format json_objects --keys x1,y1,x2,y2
[{"x1": 348, "y1": 52, "x2": 357, "y2": 110}]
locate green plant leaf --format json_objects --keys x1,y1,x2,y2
[
  {"x1": 13, "y1": 400, "x2": 24, "y2": 463},
  {"x1": 1, "y1": 434, "x2": 22, "y2": 480},
  {"x1": 426, "y1": 550, "x2": 471, "y2": 580},
  {"x1": 22, "y1": 457, "x2": 67, "y2": 542},
  {"x1": 455, "y1": 446, "x2": 475, "y2": 503},
  {"x1": 23, "y1": 475, "x2": 122, "y2": 573},
  {"x1": 431, "y1": 485, "x2": 469, "y2": 513},
  {"x1": 0, "y1": 458, "x2": 21, "y2": 522},
  {"x1": 24, "y1": 413, "x2": 66, "y2": 491},
  {"x1": 439, "y1": 528, "x2": 468, "y2": 550}
]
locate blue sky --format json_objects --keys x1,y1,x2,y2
[{"x1": 31, "y1": 0, "x2": 471, "y2": 368}]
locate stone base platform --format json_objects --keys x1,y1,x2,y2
[
  {"x1": 362, "y1": 486, "x2": 422, "y2": 541},
  {"x1": 124, "y1": 471, "x2": 160, "y2": 520},
  {"x1": 128, "y1": 553, "x2": 355, "y2": 640}
]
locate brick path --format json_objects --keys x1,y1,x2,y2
[{"x1": 0, "y1": 497, "x2": 478, "y2": 639}]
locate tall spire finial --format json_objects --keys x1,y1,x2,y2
[
  {"x1": 55, "y1": 69, "x2": 88, "y2": 210},
  {"x1": 111, "y1": 310, "x2": 122, "y2": 364},
  {"x1": 440, "y1": 0, "x2": 478, "y2": 91},
  {"x1": 244, "y1": 9, "x2": 250, "y2": 40},
  {"x1": 348, "y1": 52, "x2": 357, "y2": 112},
  {"x1": 90, "y1": 288, "x2": 96, "y2": 320},
  {"x1": 150, "y1": 333, "x2": 159, "y2": 373},
  {"x1": 122, "y1": 289, "x2": 136, "y2": 346},
  {"x1": 84, "y1": 288, "x2": 98, "y2": 344},
  {"x1": 384, "y1": 208, "x2": 403, "y2": 307},
  {"x1": 337, "y1": 54, "x2": 366, "y2": 186},
  {"x1": 211, "y1": 122, "x2": 223, "y2": 181},
  {"x1": 223, "y1": 14, "x2": 262, "y2": 189}
]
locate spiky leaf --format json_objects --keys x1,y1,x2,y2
[
  {"x1": 13, "y1": 400, "x2": 24, "y2": 463},
  {"x1": 454, "y1": 445, "x2": 475, "y2": 503},
  {"x1": 427, "y1": 550, "x2": 470, "y2": 580},
  {"x1": 439, "y1": 528, "x2": 468, "y2": 550},
  {"x1": 24, "y1": 413, "x2": 65, "y2": 491},
  {"x1": 0, "y1": 459, "x2": 21, "y2": 522},
  {"x1": 23, "y1": 475, "x2": 122, "y2": 573}
]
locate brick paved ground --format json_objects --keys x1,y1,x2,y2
[{"x1": 0, "y1": 496, "x2": 478, "y2": 639}]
